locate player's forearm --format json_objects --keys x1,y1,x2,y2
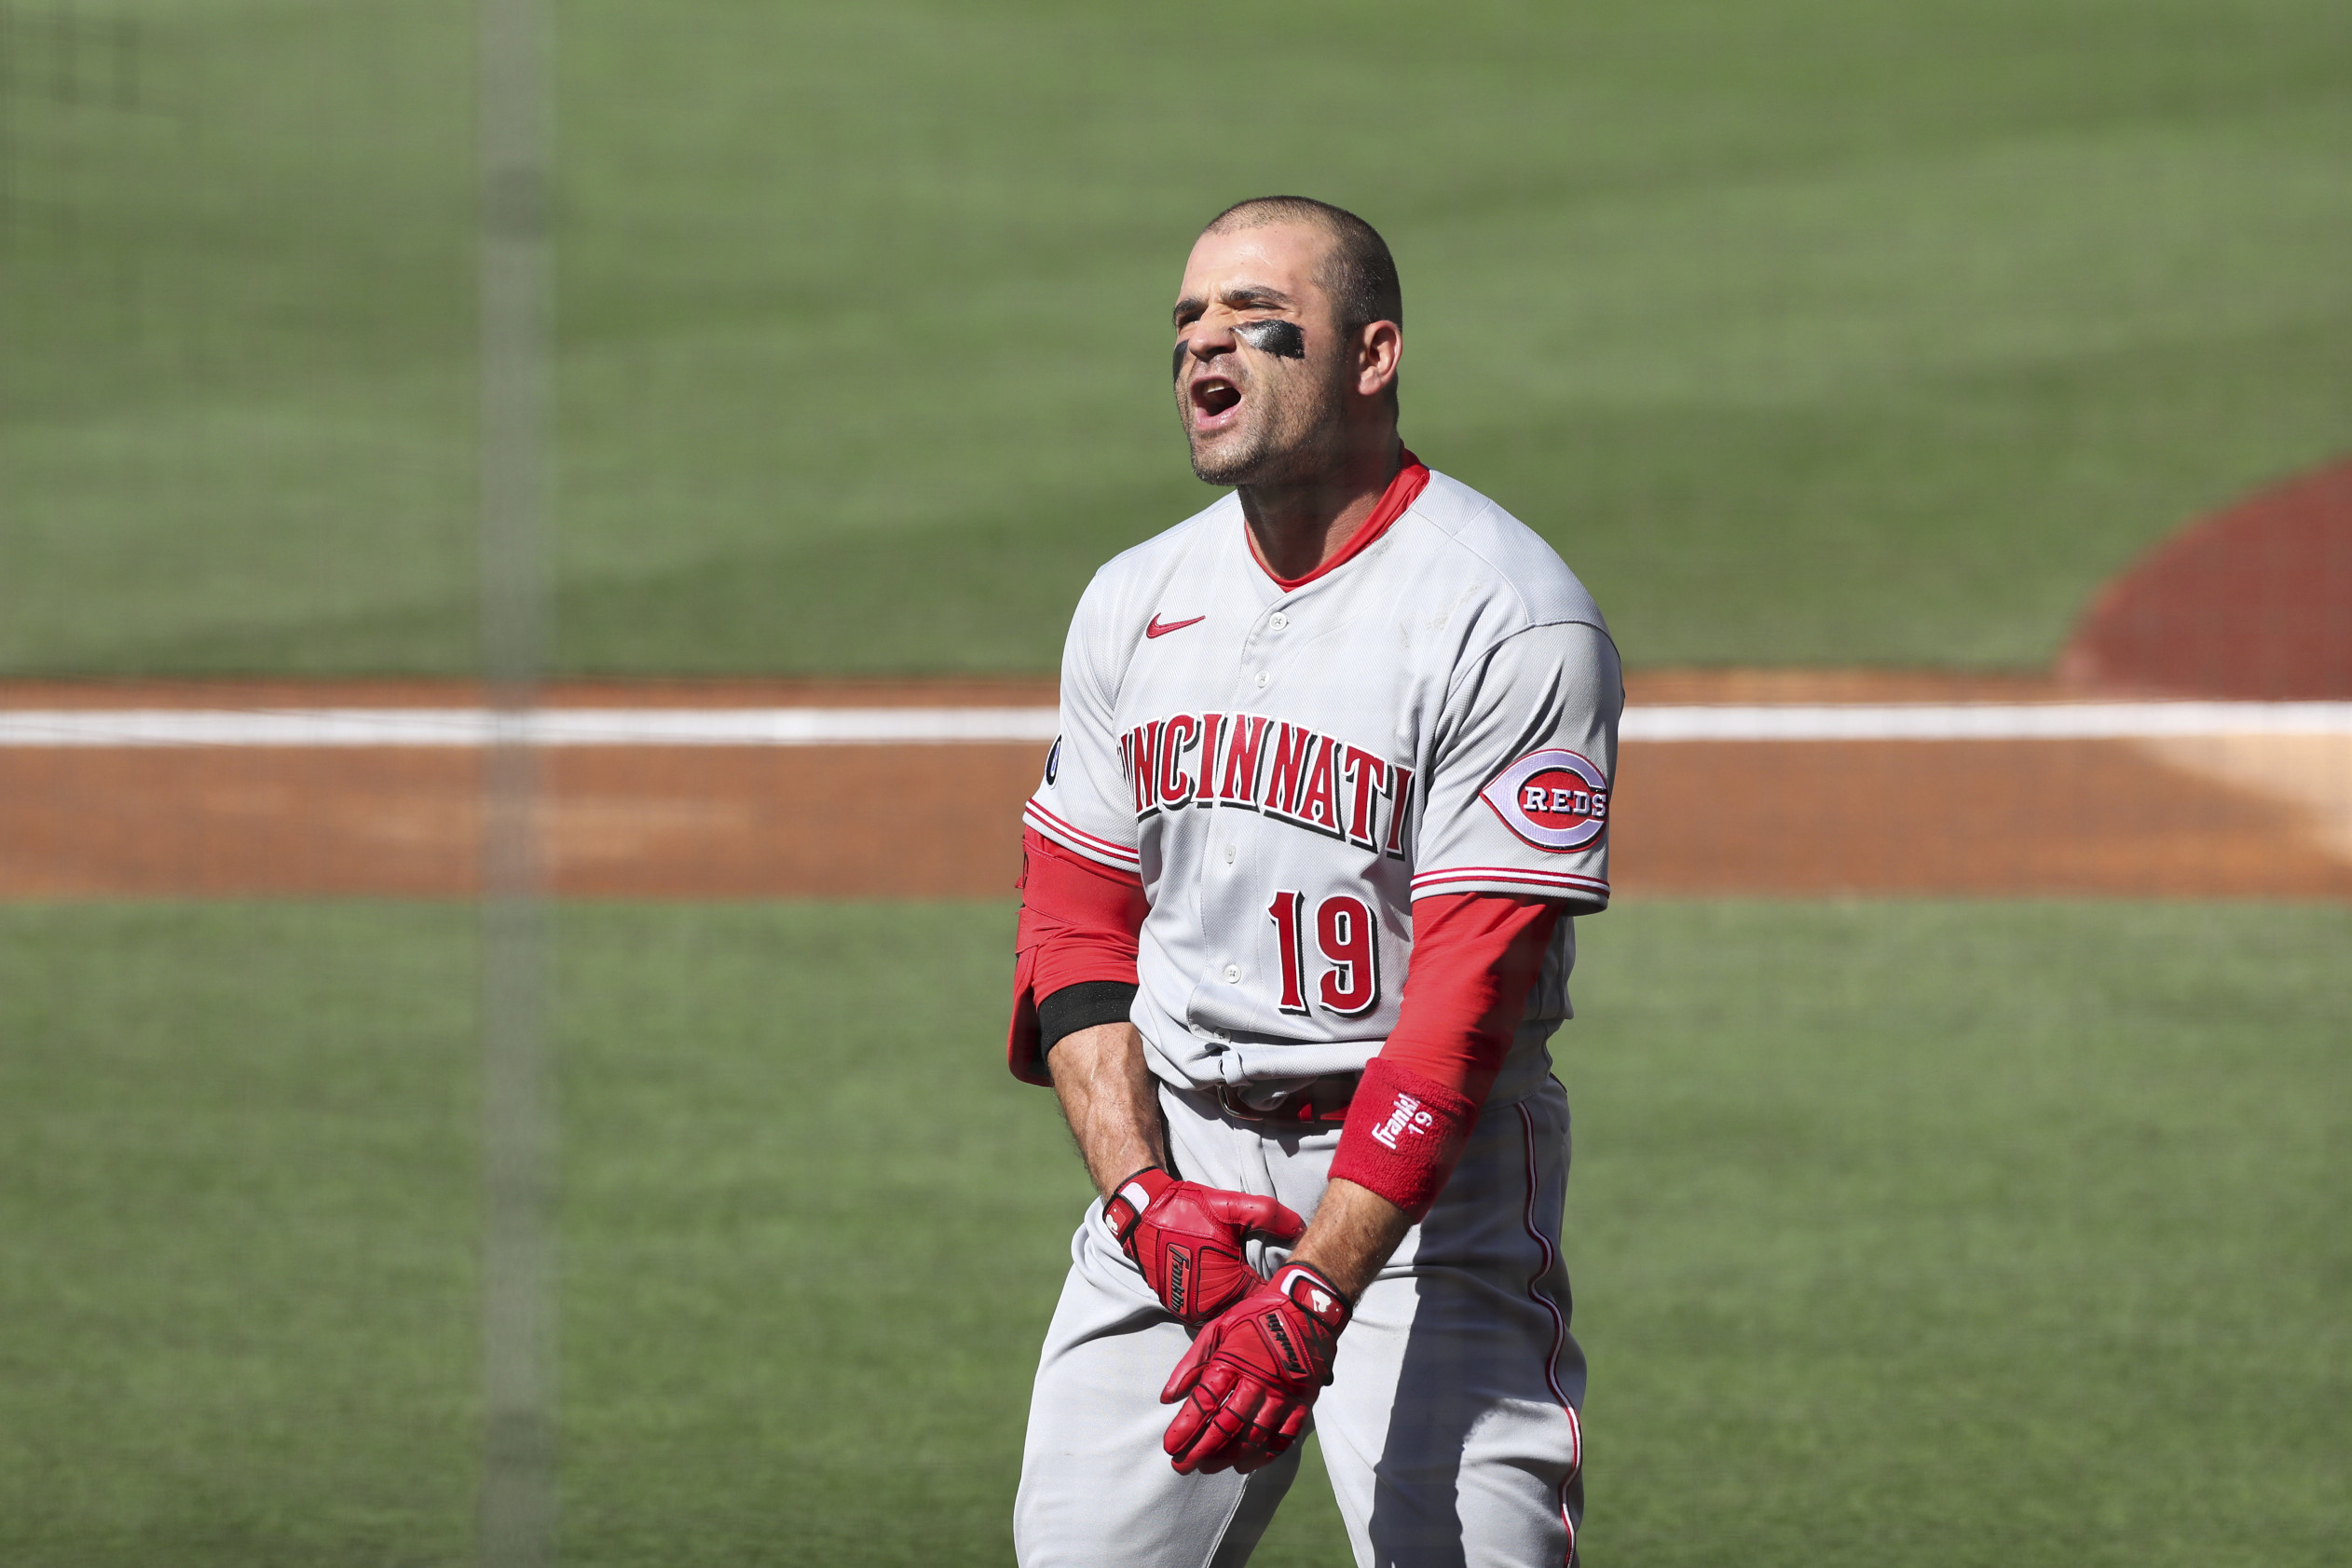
[
  {"x1": 1046, "y1": 1021, "x2": 1169, "y2": 1198},
  {"x1": 1286, "y1": 1178, "x2": 1412, "y2": 1301}
]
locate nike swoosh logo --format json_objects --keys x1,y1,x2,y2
[{"x1": 1145, "y1": 614, "x2": 1207, "y2": 639}]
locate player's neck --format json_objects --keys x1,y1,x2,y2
[{"x1": 1238, "y1": 429, "x2": 1404, "y2": 584}]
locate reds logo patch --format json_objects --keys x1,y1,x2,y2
[{"x1": 1480, "y1": 748, "x2": 1608, "y2": 852}]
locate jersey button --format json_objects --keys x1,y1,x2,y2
[
  {"x1": 1253, "y1": 671, "x2": 1270, "y2": 689},
  {"x1": 1224, "y1": 844, "x2": 1237, "y2": 865},
  {"x1": 1223, "y1": 964, "x2": 1241, "y2": 983},
  {"x1": 1268, "y1": 612, "x2": 1288, "y2": 631}
]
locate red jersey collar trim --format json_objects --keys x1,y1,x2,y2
[{"x1": 1250, "y1": 450, "x2": 1430, "y2": 592}]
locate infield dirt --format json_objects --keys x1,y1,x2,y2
[
  {"x1": 3, "y1": 670, "x2": 2343, "y2": 900},
  {"x1": 7, "y1": 458, "x2": 2345, "y2": 900}
]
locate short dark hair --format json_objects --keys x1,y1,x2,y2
[{"x1": 1202, "y1": 196, "x2": 1402, "y2": 335}]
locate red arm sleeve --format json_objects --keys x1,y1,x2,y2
[
  {"x1": 1328, "y1": 893, "x2": 1561, "y2": 1217},
  {"x1": 1005, "y1": 827, "x2": 1148, "y2": 1086},
  {"x1": 1381, "y1": 893, "x2": 1561, "y2": 1103}
]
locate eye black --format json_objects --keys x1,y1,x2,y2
[{"x1": 1234, "y1": 320, "x2": 1306, "y2": 360}]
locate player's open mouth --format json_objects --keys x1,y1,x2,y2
[{"x1": 1191, "y1": 377, "x2": 1242, "y2": 426}]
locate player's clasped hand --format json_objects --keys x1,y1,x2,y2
[
  {"x1": 1105, "y1": 1166, "x2": 1308, "y2": 1325},
  {"x1": 1160, "y1": 1262, "x2": 1350, "y2": 1476}
]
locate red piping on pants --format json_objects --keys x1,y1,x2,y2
[{"x1": 1517, "y1": 1100, "x2": 1581, "y2": 1565}]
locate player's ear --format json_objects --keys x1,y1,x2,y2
[{"x1": 1355, "y1": 320, "x2": 1402, "y2": 400}]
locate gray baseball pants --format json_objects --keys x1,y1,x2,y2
[{"x1": 1014, "y1": 1076, "x2": 1585, "y2": 1568}]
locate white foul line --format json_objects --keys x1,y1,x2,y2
[
  {"x1": 0, "y1": 707, "x2": 1065, "y2": 746},
  {"x1": 0, "y1": 702, "x2": 2346, "y2": 747},
  {"x1": 1620, "y1": 702, "x2": 2352, "y2": 741}
]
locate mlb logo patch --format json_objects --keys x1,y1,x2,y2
[{"x1": 1480, "y1": 748, "x2": 1609, "y2": 851}]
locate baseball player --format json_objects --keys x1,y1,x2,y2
[{"x1": 1007, "y1": 196, "x2": 1621, "y2": 1567}]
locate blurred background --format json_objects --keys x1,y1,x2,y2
[{"x1": 2, "y1": 3, "x2": 2345, "y2": 1564}]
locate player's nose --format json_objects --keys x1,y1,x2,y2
[
  {"x1": 1173, "y1": 325, "x2": 1235, "y2": 383},
  {"x1": 1185, "y1": 316, "x2": 1239, "y2": 355}
]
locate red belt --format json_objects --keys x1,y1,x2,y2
[{"x1": 1215, "y1": 1072, "x2": 1361, "y2": 1125}]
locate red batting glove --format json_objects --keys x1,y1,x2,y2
[
  {"x1": 1160, "y1": 1262, "x2": 1350, "y2": 1476},
  {"x1": 1104, "y1": 1167, "x2": 1307, "y2": 1326}
]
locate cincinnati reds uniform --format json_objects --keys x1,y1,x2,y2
[{"x1": 1015, "y1": 464, "x2": 1621, "y2": 1567}]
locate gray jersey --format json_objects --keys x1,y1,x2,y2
[{"x1": 1024, "y1": 469, "x2": 1623, "y2": 1104}]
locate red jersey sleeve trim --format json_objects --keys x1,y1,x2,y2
[
  {"x1": 1251, "y1": 450, "x2": 1431, "y2": 591},
  {"x1": 1022, "y1": 800, "x2": 1142, "y2": 870},
  {"x1": 1411, "y1": 866, "x2": 1608, "y2": 903},
  {"x1": 1006, "y1": 827, "x2": 1147, "y2": 1086}
]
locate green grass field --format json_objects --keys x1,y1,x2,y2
[
  {"x1": 5, "y1": 5, "x2": 2347, "y2": 1565},
  {"x1": 5, "y1": 0, "x2": 2348, "y2": 674},
  {"x1": 4, "y1": 899, "x2": 2344, "y2": 1566}
]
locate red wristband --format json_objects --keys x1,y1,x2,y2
[{"x1": 1328, "y1": 1057, "x2": 1476, "y2": 1221}]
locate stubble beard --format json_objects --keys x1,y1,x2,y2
[{"x1": 1185, "y1": 369, "x2": 1345, "y2": 488}]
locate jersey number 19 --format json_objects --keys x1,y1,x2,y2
[{"x1": 1266, "y1": 891, "x2": 1382, "y2": 1019}]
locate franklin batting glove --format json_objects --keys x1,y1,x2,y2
[
  {"x1": 1159, "y1": 1261, "x2": 1350, "y2": 1476},
  {"x1": 1103, "y1": 1167, "x2": 1307, "y2": 1326}
]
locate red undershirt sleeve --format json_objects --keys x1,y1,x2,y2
[
  {"x1": 1327, "y1": 892, "x2": 1561, "y2": 1217},
  {"x1": 1005, "y1": 826, "x2": 1148, "y2": 1086}
]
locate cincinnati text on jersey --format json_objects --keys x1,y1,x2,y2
[{"x1": 1120, "y1": 712, "x2": 1415, "y2": 857}]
